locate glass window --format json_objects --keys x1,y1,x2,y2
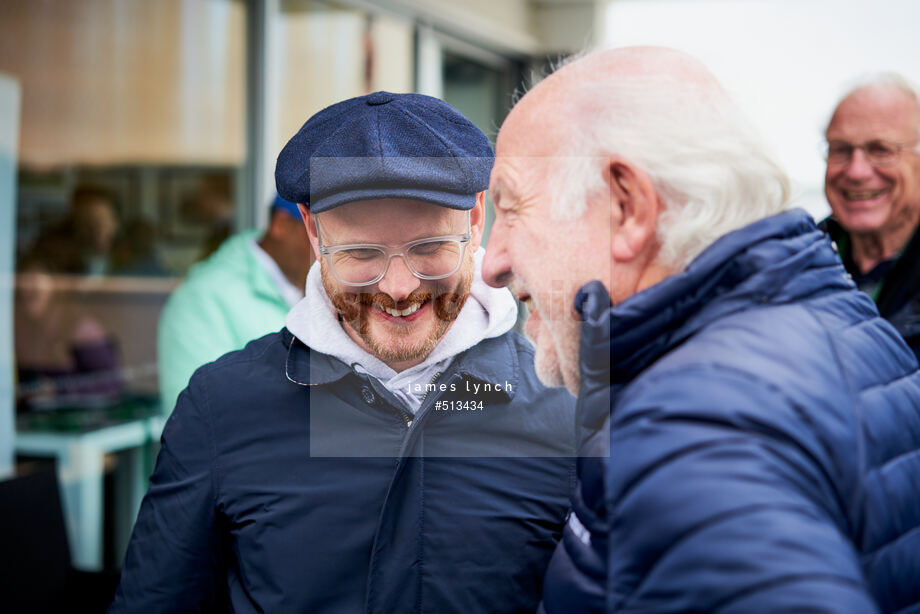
[
  {"x1": 2, "y1": 0, "x2": 247, "y2": 416},
  {"x1": 3, "y1": 0, "x2": 249, "y2": 571},
  {"x1": 276, "y1": 1, "x2": 414, "y2": 155}
]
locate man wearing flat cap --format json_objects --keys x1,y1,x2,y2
[{"x1": 111, "y1": 92, "x2": 574, "y2": 613}]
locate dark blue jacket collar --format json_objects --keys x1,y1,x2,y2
[
  {"x1": 284, "y1": 328, "x2": 351, "y2": 386},
  {"x1": 283, "y1": 327, "x2": 519, "y2": 400},
  {"x1": 576, "y1": 209, "x2": 852, "y2": 385}
]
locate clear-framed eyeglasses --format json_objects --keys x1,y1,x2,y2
[
  {"x1": 316, "y1": 212, "x2": 471, "y2": 286},
  {"x1": 823, "y1": 139, "x2": 919, "y2": 167}
]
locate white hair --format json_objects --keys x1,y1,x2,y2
[
  {"x1": 550, "y1": 75, "x2": 791, "y2": 270},
  {"x1": 829, "y1": 72, "x2": 920, "y2": 141}
]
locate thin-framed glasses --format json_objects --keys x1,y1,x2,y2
[
  {"x1": 317, "y1": 212, "x2": 471, "y2": 286},
  {"x1": 823, "y1": 139, "x2": 918, "y2": 167}
]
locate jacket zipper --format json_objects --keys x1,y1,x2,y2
[
  {"x1": 396, "y1": 371, "x2": 445, "y2": 455},
  {"x1": 415, "y1": 371, "x2": 443, "y2": 420},
  {"x1": 400, "y1": 371, "x2": 442, "y2": 428}
]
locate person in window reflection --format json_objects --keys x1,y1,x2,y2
[
  {"x1": 110, "y1": 217, "x2": 167, "y2": 277},
  {"x1": 31, "y1": 185, "x2": 121, "y2": 276},
  {"x1": 14, "y1": 259, "x2": 122, "y2": 409},
  {"x1": 111, "y1": 92, "x2": 575, "y2": 614},
  {"x1": 480, "y1": 47, "x2": 920, "y2": 613},
  {"x1": 181, "y1": 176, "x2": 236, "y2": 261},
  {"x1": 157, "y1": 194, "x2": 312, "y2": 413},
  {"x1": 819, "y1": 74, "x2": 920, "y2": 360}
]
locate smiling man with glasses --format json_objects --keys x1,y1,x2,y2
[
  {"x1": 110, "y1": 92, "x2": 575, "y2": 614},
  {"x1": 311, "y1": 203, "x2": 473, "y2": 368},
  {"x1": 821, "y1": 74, "x2": 920, "y2": 358}
]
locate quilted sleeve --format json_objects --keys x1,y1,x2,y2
[{"x1": 604, "y1": 366, "x2": 879, "y2": 614}]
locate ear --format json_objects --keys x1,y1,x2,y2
[
  {"x1": 608, "y1": 157, "x2": 660, "y2": 263},
  {"x1": 469, "y1": 191, "x2": 486, "y2": 250},
  {"x1": 299, "y1": 204, "x2": 322, "y2": 261}
]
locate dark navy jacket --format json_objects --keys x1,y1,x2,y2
[
  {"x1": 821, "y1": 216, "x2": 920, "y2": 361},
  {"x1": 110, "y1": 329, "x2": 575, "y2": 613},
  {"x1": 541, "y1": 210, "x2": 920, "y2": 613}
]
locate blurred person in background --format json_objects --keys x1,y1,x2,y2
[
  {"x1": 112, "y1": 92, "x2": 574, "y2": 613},
  {"x1": 483, "y1": 47, "x2": 920, "y2": 613},
  {"x1": 157, "y1": 194, "x2": 311, "y2": 413},
  {"x1": 181, "y1": 175, "x2": 236, "y2": 260},
  {"x1": 820, "y1": 74, "x2": 920, "y2": 360},
  {"x1": 110, "y1": 217, "x2": 166, "y2": 276},
  {"x1": 14, "y1": 257, "x2": 122, "y2": 409},
  {"x1": 31, "y1": 185, "x2": 120, "y2": 276},
  {"x1": 27, "y1": 184, "x2": 164, "y2": 277}
]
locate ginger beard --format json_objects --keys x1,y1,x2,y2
[{"x1": 322, "y1": 252, "x2": 474, "y2": 364}]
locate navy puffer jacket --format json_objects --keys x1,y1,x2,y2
[{"x1": 541, "y1": 209, "x2": 920, "y2": 613}]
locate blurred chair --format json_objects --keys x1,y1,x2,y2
[{"x1": 0, "y1": 463, "x2": 119, "y2": 613}]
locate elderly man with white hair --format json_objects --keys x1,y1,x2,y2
[
  {"x1": 821, "y1": 74, "x2": 920, "y2": 360},
  {"x1": 482, "y1": 47, "x2": 920, "y2": 613}
]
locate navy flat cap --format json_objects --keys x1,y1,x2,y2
[{"x1": 275, "y1": 91, "x2": 494, "y2": 213}]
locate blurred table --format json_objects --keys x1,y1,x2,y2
[{"x1": 15, "y1": 398, "x2": 165, "y2": 571}]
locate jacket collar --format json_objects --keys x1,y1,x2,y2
[
  {"x1": 247, "y1": 240, "x2": 289, "y2": 303},
  {"x1": 283, "y1": 328, "x2": 351, "y2": 386},
  {"x1": 451, "y1": 334, "x2": 519, "y2": 400},
  {"x1": 576, "y1": 209, "x2": 851, "y2": 385},
  {"x1": 821, "y1": 214, "x2": 920, "y2": 315},
  {"x1": 213, "y1": 230, "x2": 285, "y2": 303},
  {"x1": 283, "y1": 327, "x2": 518, "y2": 400}
]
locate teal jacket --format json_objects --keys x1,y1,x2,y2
[{"x1": 157, "y1": 231, "x2": 292, "y2": 413}]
